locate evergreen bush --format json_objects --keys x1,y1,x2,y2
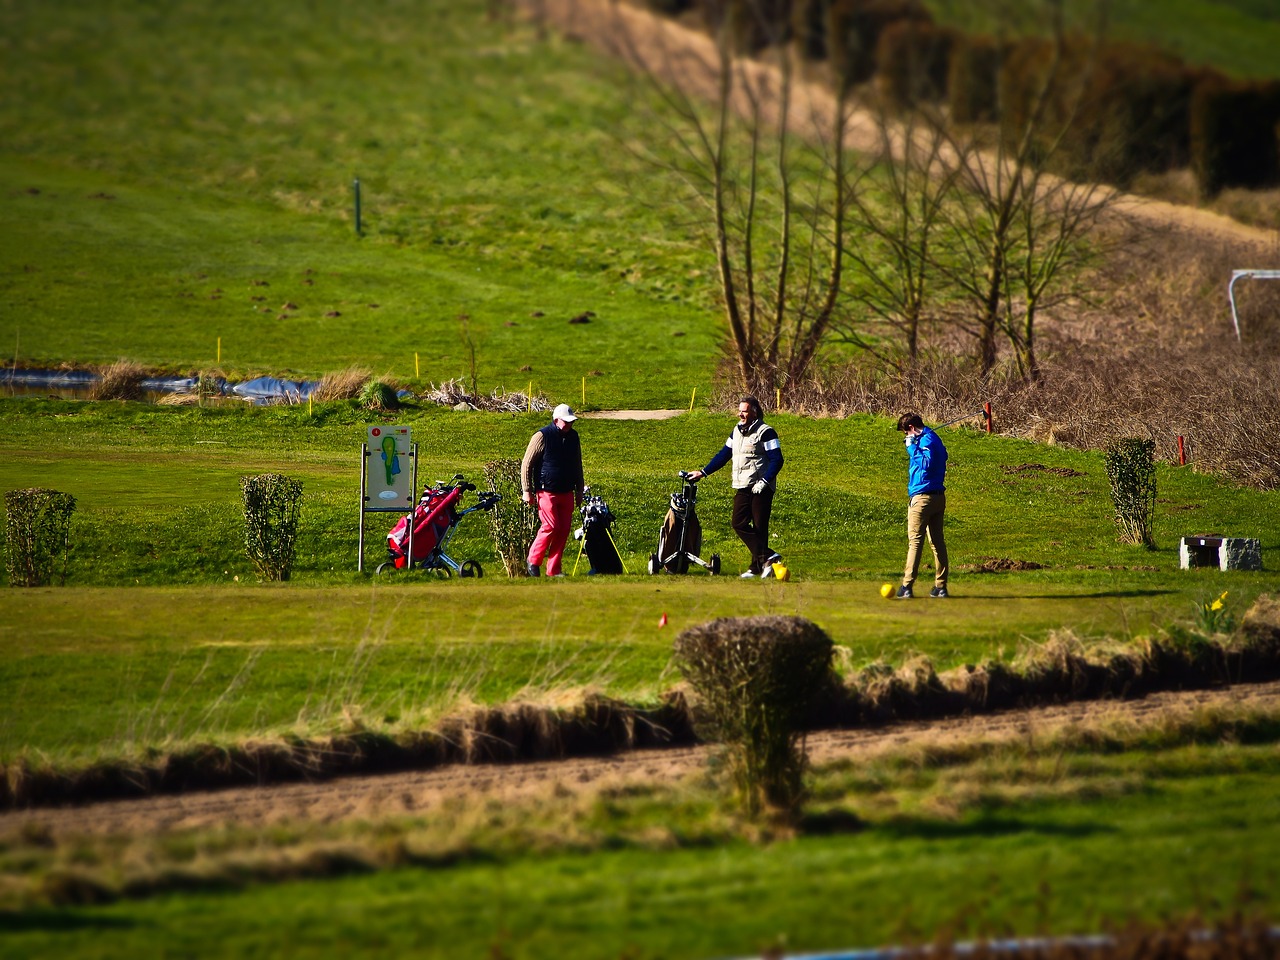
[
  {"x1": 240, "y1": 474, "x2": 303, "y2": 581},
  {"x1": 692, "y1": 0, "x2": 790, "y2": 53},
  {"x1": 4, "y1": 488, "x2": 76, "y2": 587},
  {"x1": 790, "y1": 0, "x2": 829, "y2": 60},
  {"x1": 947, "y1": 33, "x2": 1001, "y2": 123},
  {"x1": 1104, "y1": 438, "x2": 1157, "y2": 549},
  {"x1": 674, "y1": 615, "x2": 834, "y2": 821},
  {"x1": 1190, "y1": 76, "x2": 1280, "y2": 198},
  {"x1": 875, "y1": 20, "x2": 954, "y2": 107},
  {"x1": 828, "y1": 0, "x2": 932, "y2": 93}
]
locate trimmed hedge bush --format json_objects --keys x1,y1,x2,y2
[
  {"x1": 693, "y1": 0, "x2": 791, "y2": 53},
  {"x1": 674, "y1": 615, "x2": 835, "y2": 820},
  {"x1": 1104, "y1": 439, "x2": 1157, "y2": 549},
  {"x1": 1190, "y1": 76, "x2": 1280, "y2": 198},
  {"x1": 240, "y1": 474, "x2": 304, "y2": 581},
  {"x1": 875, "y1": 19, "x2": 954, "y2": 107},
  {"x1": 1076, "y1": 47, "x2": 1198, "y2": 186},
  {"x1": 4, "y1": 488, "x2": 76, "y2": 587},
  {"x1": 947, "y1": 33, "x2": 1002, "y2": 123},
  {"x1": 827, "y1": 0, "x2": 932, "y2": 92}
]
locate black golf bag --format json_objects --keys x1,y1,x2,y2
[
  {"x1": 648, "y1": 472, "x2": 720, "y2": 575},
  {"x1": 575, "y1": 491, "x2": 624, "y2": 575}
]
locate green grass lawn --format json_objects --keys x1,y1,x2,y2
[
  {"x1": 2, "y1": 398, "x2": 1277, "y2": 761},
  {"x1": 3, "y1": 740, "x2": 1277, "y2": 959},
  {"x1": 0, "y1": 0, "x2": 718, "y2": 406}
]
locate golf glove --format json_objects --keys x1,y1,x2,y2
[
  {"x1": 751, "y1": 479, "x2": 768, "y2": 494},
  {"x1": 905, "y1": 434, "x2": 919, "y2": 448}
]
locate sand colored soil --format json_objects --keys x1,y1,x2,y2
[{"x1": 6, "y1": 680, "x2": 1278, "y2": 842}]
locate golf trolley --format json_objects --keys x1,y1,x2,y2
[
  {"x1": 647, "y1": 471, "x2": 720, "y2": 575},
  {"x1": 377, "y1": 474, "x2": 499, "y2": 577},
  {"x1": 573, "y1": 487, "x2": 625, "y2": 575}
]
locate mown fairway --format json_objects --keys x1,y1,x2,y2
[{"x1": 2, "y1": 398, "x2": 1277, "y2": 763}]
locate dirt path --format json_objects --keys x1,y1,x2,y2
[
  {"x1": 6, "y1": 680, "x2": 1279, "y2": 840},
  {"x1": 522, "y1": 0, "x2": 1277, "y2": 255},
  {"x1": 582, "y1": 409, "x2": 684, "y2": 419}
]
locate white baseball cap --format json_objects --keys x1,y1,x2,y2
[{"x1": 552, "y1": 403, "x2": 578, "y2": 422}]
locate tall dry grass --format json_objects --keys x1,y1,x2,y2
[
  {"x1": 311, "y1": 366, "x2": 371, "y2": 401},
  {"x1": 88, "y1": 360, "x2": 147, "y2": 401}
]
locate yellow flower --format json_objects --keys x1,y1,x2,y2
[{"x1": 1209, "y1": 590, "x2": 1229, "y2": 612}]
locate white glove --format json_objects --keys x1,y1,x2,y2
[
  {"x1": 904, "y1": 434, "x2": 918, "y2": 448},
  {"x1": 751, "y1": 479, "x2": 768, "y2": 494}
]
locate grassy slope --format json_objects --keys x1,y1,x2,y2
[
  {"x1": 1, "y1": 399, "x2": 1278, "y2": 759},
  {"x1": 0, "y1": 0, "x2": 717, "y2": 406},
  {"x1": 924, "y1": 0, "x2": 1280, "y2": 80}
]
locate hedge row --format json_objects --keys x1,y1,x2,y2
[{"x1": 642, "y1": 0, "x2": 1280, "y2": 195}]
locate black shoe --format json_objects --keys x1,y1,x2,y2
[
  {"x1": 930, "y1": 586, "x2": 949, "y2": 598},
  {"x1": 895, "y1": 585, "x2": 913, "y2": 599},
  {"x1": 528, "y1": 563, "x2": 541, "y2": 578}
]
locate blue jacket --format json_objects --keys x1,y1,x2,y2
[{"x1": 906, "y1": 427, "x2": 947, "y2": 496}]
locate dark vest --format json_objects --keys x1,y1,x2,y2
[{"x1": 538, "y1": 424, "x2": 582, "y2": 494}]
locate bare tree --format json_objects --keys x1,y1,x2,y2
[
  {"x1": 609, "y1": 0, "x2": 858, "y2": 395},
  {"x1": 836, "y1": 99, "x2": 961, "y2": 365},
  {"x1": 931, "y1": 0, "x2": 1121, "y2": 380}
]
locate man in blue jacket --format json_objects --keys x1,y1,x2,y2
[
  {"x1": 895, "y1": 412, "x2": 949, "y2": 599},
  {"x1": 688, "y1": 396, "x2": 784, "y2": 578}
]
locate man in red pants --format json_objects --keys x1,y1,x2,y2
[{"x1": 521, "y1": 403, "x2": 585, "y2": 577}]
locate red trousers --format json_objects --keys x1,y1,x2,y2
[{"x1": 528, "y1": 491, "x2": 575, "y2": 576}]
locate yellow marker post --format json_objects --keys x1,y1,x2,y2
[
  {"x1": 528, "y1": 381, "x2": 532, "y2": 414},
  {"x1": 415, "y1": 352, "x2": 420, "y2": 378},
  {"x1": 582, "y1": 376, "x2": 586, "y2": 408},
  {"x1": 776, "y1": 386, "x2": 781, "y2": 410},
  {"x1": 689, "y1": 387, "x2": 696, "y2": 412},
  {"x1": 217, "y1": 337, "x2": 221, "y2": 364},
  {"x1": 308, "y1": 394, "x2": 313, "y2": 417}
]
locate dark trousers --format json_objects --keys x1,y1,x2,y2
[{"x1": 732, "y1": 485, "x2": 775, "y2": 573}]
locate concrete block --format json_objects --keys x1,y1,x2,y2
[{"x1": 1179, "y1": 535, "x2": 1262, "y2": 571}]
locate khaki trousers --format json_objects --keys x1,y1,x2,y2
[{"x1": 903, "y1": 491, "x2": 947, "y2": 590}]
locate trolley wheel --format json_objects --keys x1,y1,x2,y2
[
  {"x1": 460, "y1": 560, "x2": 483, "y2": 578},
  {"x1": 375, "y1": 560, "x2": 398, "y2": 575},
  {"x1": 647, "y1": 553, "x2": 660, "y2": 575},
  {"x1": 710, "y1": 554, "x2": 721, "y2": 576}
]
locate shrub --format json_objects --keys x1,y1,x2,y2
[
  {"x1": 4, "y1": 488, "x2": 76, "y2": 587},
  {"x1": 1190, "y1": 76, "x2": 1280, "y2": 198},
  {"x1": 673, "y1": 615, "x2": 834, "y2": 821},
  {"x1": 827, "y1": 0, "x2": 932, "y2": 93},
  {"x1": 790, "y1": 0, "x2": 828, "y2": 60},
  {"x1": 483, "y1": 459, "x2": 538, "y2": 577},
  {"x1": 692, "y1": 0, "x2": 790, "y2": 53},
  {"x1": 1079, "y1": 47, "x2": 1197, "y2": 186},
  {"x1": 875, "y1": 20, "x2": 953, "y2": 107},
  {"x1": 947, "y1": 33, "x2": 1002, "y2": 123},
  {"x1": 240, "y1": 474, "x2": 304, "y2": 581},
  {"x1": 359, "y1": 378, "x2": 400, "y2": 412},
  {"x1": 1104, "y1": 438, "x2": 1157, "y2": 549}
]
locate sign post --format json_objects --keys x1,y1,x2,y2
[{"x1": 358, "y1": 425, "x2": 416, "y2": 572}]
